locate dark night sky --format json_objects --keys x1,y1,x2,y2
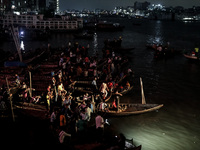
[{"x1": 59, "y1": 0, "x2": 200, "y2": 10}]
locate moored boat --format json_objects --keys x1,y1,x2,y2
[
  {"x1": 96, "y1": 21, "x2": 124, "y2": 31},
  {"x1": 183, "y1": 53, "x2": 199, "y2": 60},
  {"x1": 103, "y1": 103, "x2": 163, "y2": 117},
  {"x1": 100, "y1": 77, "x2": 163, "y2": 117}
]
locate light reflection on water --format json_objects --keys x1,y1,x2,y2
[
  {"x1": 109, "y1": 100, "x2": 200, "y2": 150},
  {"x1": 93, "y1": 33, "x2": 98, "y2": 55},
  {"x1": 147, "y1": 20, "x2": 164, "y2": 45}
]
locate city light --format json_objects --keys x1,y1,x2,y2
[
  {"x1": 20, "y1": 31, "x2": 24, "y2": 35},
  {"x1": 11, "y1": 5, "x2": 15, "y2": 9}
]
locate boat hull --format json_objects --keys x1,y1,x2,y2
[
  {"x1": 102, "y1": 104, "x2": 164, "y2": 117},
  {"x1": 183, "y1": 54, "x2": 198, "y2": 60}
]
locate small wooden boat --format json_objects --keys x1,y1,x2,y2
[
  {"x1": 96, "y1": 21, "x2": 124, "y2": 31},
  {"x1": 101, "y1": 77, "x2": 163, "y2": 117},
  {"x1": 14, "y1": 102, "x2": 49, "y2": 120},
  {"x1": 183, "y1": 54, "x2": 198, "y2": 60},
  {"x1": 104, "y1": 103, "x2": 163, "y2": 117},
  {"x1": 23, "y1": 48, "x2": 48, "y2": 64}
]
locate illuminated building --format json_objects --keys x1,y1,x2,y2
[{"x1": 2, "y1": 13, "x2": 83, "y2": 31}]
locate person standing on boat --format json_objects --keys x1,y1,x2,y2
[
  {"x1": 15, "y1": 74, "x2": 20, "y2": 87},
  {"x1": 125, "y1": 81, "x2": 131, "y2": 90},
  {"x1": 99, "y1": 100, "x2": 107, "y2": 112},
  {"x1": 114, "y1": 90, "x2": 123, "y2": 112},
  {"x1": 85, "y1": 105, "x2": 92, "y2": 121},
  {"x1": 50, "y1": 109, "x2": 57, "y2": 129},
  {"x1": 92, "y1": 77, "x2": 98, "y2": 91},
  {"x1": 46, "y1": 91, "x2": 51, "y2": 111},
  {"x1": 22, "y1": 82, "x2": 28, "y2": 102},
  {"x1": 60, "y1": 111, "x2": 67, "y2": 130},
  {"x1": 68, "y1": 41, "x2": 72, "y2": 48},
  {"x1": 99, "y1": 82, "x2": 109, "y2": 100},
  {"x1": 112, "y1": 99, "x2": 117, "y2": 110},
  {"x1": 75, "y1": 115, "x2": 87, "y2": 140},
  {"x1": 194, "y1": 46, "x2": 199, "y2": 57},
  {"x1": 95, "y1": 112, "x2": 105, "y2": 143},
  {"x1": 58, "y1": 82, "x2": 64, "y2": 96}
]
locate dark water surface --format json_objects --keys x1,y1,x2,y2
[{"x1": 1, "y1": 17, "x2": 200, "y2": 149}]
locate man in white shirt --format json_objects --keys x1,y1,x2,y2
[{"x1": 85, "y1": 106, "x2": 92, "y2": 121}]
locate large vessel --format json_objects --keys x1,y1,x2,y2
[{"x1": 1, "y1": 13, "x2": 83, "y2": 32}]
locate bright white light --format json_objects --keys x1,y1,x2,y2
[
  {"x1": 20, "y1": 31, "x2": 24, "y2": 35},
  {"x1": 13, "y1": 11, "x2": 20, "y2": 15},
  {"x1": 11, "y1": 5, "x2": 15, "y2": 9},
  {"x1": 20, "y1": 41, "x2": 24, "y2": 50},
  {"x1": 183, "y1": 17, "x2": 193, "y2": 20}
]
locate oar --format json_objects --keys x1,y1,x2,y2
[{"x1": 140, "y1": 77, "x2": 146, "y2": 105}]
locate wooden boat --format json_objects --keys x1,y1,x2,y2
[
  {"x1": 23, "y1": 48, "x2": 48, "y2": 64},
  {"x1": 104, "y1": 103, "x2": 163, "y2": 117},
  {"x1": 183, "y1": 54, "x2": 198, "y2": 60},
  {"x1": 15, "y1": 102, "x2": 47, "y2": 119},
  {"x1": 4, "y1": 61, "x2": 27, "y2": 67},
  {"x1": 96, "y1": 21, "x2": 124, "y2": 31},
  {"x1": 101, "y1": 77, "x2": 163, "y2": 117},
  {"x1": 75, "y1": 89, "x2": 112, "y2": 103},
  {"x1": 125, "y1": 138, "x2": 142, "y2": 150}
]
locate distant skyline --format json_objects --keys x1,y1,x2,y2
[{"x1": 59, "y1": 0, "x2": 200, "y2": 11}]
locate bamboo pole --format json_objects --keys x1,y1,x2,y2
[
  {"x1": 140, "y1": 77, "x2": 146, "y2": 105},
  {"x1": 6, "y1": 77, "x2": 15, "y2": 122},
  {"x1": 92, "y1": 95, "x2": 96, "y2": 113},
  {"x1": 29, "y1": 71, "x2": 32, "y2": 98},
  {"x1": 117, "y1": 97, "x2": 119, "y2": 112}
]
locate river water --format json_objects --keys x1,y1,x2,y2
[{"x1": 1, "y1": 17, "x2": 200, "y2": 149}]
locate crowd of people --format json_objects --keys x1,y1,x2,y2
[{"x1": 0, "y1": 40, "x2": 134, "y2": 147}]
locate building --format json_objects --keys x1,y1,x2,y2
[
  {"x1": 2, "y1": 13, "x2": 83, "y2": 31},
  {"x1": 0, "y1": 0, "x2": 46, "y2": 13},
  {"x1": 0, "y1": 0, "x2": 10, "y2": 14},
  {"x1": 47, "y1": 0, "x2": 59, "y2": 13}
]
